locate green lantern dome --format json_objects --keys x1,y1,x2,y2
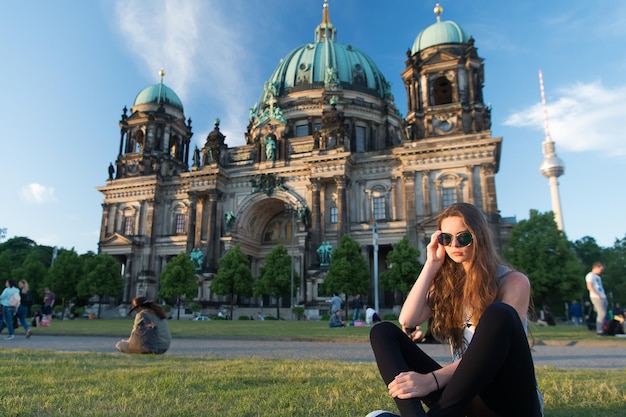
[
  {"x1": 411, "y1": 3, "x2": 469, "y2": 54},
  {"x1": 133, "y1": 70, "x2": 184, "y2": 112},
  {"x1": 257, "y1": 1, "x2": 392, "y2": 107}
]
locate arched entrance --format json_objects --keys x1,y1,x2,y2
[{"x1": 225, "y1": 190, "x2": 310, "y2": 306}]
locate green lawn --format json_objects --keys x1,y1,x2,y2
[
  {"x1": 5, "y1": 320, "x2": 624, "y2": 416},
  {"x1": 29, "y1": 317, "x2": 626, "y2": 343}
]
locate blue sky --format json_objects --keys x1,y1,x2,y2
[{"x1": 1, "y1": 0, "x2": 625, "y2": 254}]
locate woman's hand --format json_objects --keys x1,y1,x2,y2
[
  {"x1": 402, "y1": 326, "x2": 423, "y2": 342},
  {"x1": 426, "y1": 231, "x2": 447, "y2": 266},
  {"x1": 388, "y1": 371, "x2": 438, "y2": 399}
]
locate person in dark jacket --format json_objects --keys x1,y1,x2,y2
[
  {"x1": 16, "y1": 280, "x2": 33, "y2": 338},
  {"x1": 352, "y1": 294, "x2": 364, "y2": 322}
]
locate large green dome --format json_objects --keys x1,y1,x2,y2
[
  {"x1": 258, "y1": 2, "x2": 392, "y2": 106},
  {"x1": 264, "y1": 42, "x2": 390, "y2": 95},
  {"x1": 411, "y1": 5, "x2": 469, "y2": 54},
  {"x1": 133, "y1": 81, "x2": 184, "y2": 112}
]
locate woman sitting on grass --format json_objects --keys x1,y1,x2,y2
[
  {"x1": 368, "y1": 203, "x2": 543, "y2": 417},
  {"x1": 116, "y1": 296, "x2": 171, "y2": 354}
]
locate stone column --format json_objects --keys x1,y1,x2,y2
[
  {"x1": 465, "y1": 165, "x2": 475, "y2": 205},
  {"x1": 335, "y1": 176, "x2": 347, "y2": 238},
  {"x1": 192, "y1": 193, "x2": 204, "y2": 248},
  {"x1": 390, "y1": 177, "x2": 398, "y2": 221},
  {"x1": 308, "y1": 178, "x2": 322, "y2": 251},
  {"x1": 206, "y1": 191, "x2": 220, "y2": 271},
  {"x1": 480, "y1": 164, "x2": 498, "y2": 215},
  {"x1": 421, "y1": 170, "x2": 431, "y2": 217},
  {"x1": 100, "y1": 204, "x2": 110, "y2": 242},
  {"x1": 403, "y1": 171, "x2": 418, "y2": 247}
]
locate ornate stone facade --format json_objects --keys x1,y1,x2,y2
[{"x1": 97, "y1": 4, "x2": 508, "y2": 309}]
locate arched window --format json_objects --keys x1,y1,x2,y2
[
  {"x1": 434, "y1": 173, "x2": 464, "y2": 210},
  {"x1": 171, "y1": 203, "x2": 188, "y2": 235},
  {"x1": 122, "y1": 206, "x2": 137, "y2": 236},
  {"x1": 433, "y1": 76, "x2": 453, "y2": 105},
  {"x1": 133, "y1": 130, "x2": 144, "y2": 153},
  {"x1": 175, "y1": 214, "x2": 185, "y2": 234}
]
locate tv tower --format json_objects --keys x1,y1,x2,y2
[{"x1": 538, "y1": 70, "x2": 565, "y2": 231}]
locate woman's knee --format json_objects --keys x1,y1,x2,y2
[
  {"x1": 370, "y1": 321, "x2": 399, "y2": 343},
  {"x1": 481, "y1": 302, "x2": 521, "y2": 329}
]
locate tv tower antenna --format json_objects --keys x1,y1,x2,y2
[{"x1": 538, "y1": 70, "x2": 565, "y2": 231}]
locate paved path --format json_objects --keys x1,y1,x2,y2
[{"x1": 3, "y1": 335, "x2": 625, "y2": 370}]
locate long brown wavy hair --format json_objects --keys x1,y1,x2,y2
[{"x1": 429, "y1": 203, "x2": 503, "y2": 351}]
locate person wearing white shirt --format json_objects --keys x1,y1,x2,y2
[{"x1": 585, "y1": 262, "x2": 607, "y2": 335}]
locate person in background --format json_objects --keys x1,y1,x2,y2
[
  {"x1": 536, "y1": 305, "x2": 556, "y2": 327},
  {"x1": 329, "y1": 293, "x2": 342, "y2": 314},
  {"x1": 43, "y1": 287, "x2": 56, "y2": 325},
  {"x1": 16, "y1": 280, "x2": 33, "y2": 338},
  {"x1": 352, "y1": 294, "x2": 364, "y2": 323},
  {"x1": 115, "y1": 296, "x2": 171, "y2": 354},
  {"x1": 0, "y1": 279, "x2": 20, "y2": 340},
  {"x1": 328, "y1": 309, "x2": 345, "y2": 328},
  {"x1": 606, "y1": 303, "x2": 625, "y2": 335},
  {"x1": 366, "y1": 306, "x2": 382, "y2": 326},
  {"x1": 585, "y1": 262, "x2": 607, "y2": 335},
  {"x1": 31, "y1": 309, "x2": 43, "y2": 328},
  {"x1": 368, "y1": 203, "x2": 543, "y2": 417},
  {"x1": 569, "y1": 300, "x2": 583, "y2": 326}
]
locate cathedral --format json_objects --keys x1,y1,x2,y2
[{"x1": 97, "y1": 3, "x2": 507, "y2": 314}]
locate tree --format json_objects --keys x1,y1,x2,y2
[
  {"x1": 158, "y1": 252, "x2": 198, "y2": 320},
  {"x1": 11, "y1": 251, "x2": 49, "y2": 307},
  {"x1": 572, "y1": 236, "x2": 605, "y2": 272},
  {"x1": 380, "y1": 235, "x2": 422, "y2": 300},
  {"x1": 212, "y1": 244, "x2": 254, "y2": 319},
  {"x1": 502, "y1": 209, "x2": 584, "y2": 316},
  {"x1": 256, "y1": 244, "x2": 293, "y2": 319},
  {"x1": 0, "y1": 237, "x2": 44, "y2": 281},
  {"x1": 77, "y1": 252, "x2": 123, "y2": 318},
  {"x1": 323, "y1": 234, "x2": 370, "y2": 316},
  {"x1": 45, "y1": 249, "x2": 83, "y2": 318}
]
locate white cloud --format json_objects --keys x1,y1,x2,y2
[
  {"x1": 503, "y1": 80, "x2": 626, "y2": 156},
  {"x1": 113, "y1": 0, "x2": 266, "y2": 147},
  {"x1": 20, "y1": 183, "x2": 57, "y2": 204}
]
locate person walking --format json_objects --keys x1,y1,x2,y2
[
  {"x1": 352, "y1": 294, "x2": 364, "y2": 323},
  {"x1": 586, "y1": 262, "x2": 607, "y2": 335},
  {"x1": 368, "y1": 203, "x2": 543, "y2": 417},
  {"x1": 17, "y1": 280, "x2": 33, "y2": 338},
  {"x1": 0, "y1": 279, "x2": 21, "y2": 340}
]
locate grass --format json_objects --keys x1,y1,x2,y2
[
  {"x1": 28, "y1": 316, "x2": 626, "y2": 343},
  {"x1": 5, "y1": 320, "x2": 625, "y2": 416}
]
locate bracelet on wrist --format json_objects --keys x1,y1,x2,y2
[{"x1": 431, "y1": 371, "x2": 440, "y2": 391}]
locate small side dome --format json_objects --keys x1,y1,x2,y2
[
  {"x1": 133, "y1": 83, "x2": 184, "y2": 112},
  {"x1": 411, "y1": 4, "x2": 469, "y2": 54}
]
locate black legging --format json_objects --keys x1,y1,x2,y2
[{"x1": 370, "y1": 302, "x2": 542, "y2": 417}]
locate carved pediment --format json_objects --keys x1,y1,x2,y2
[
  {"x1": 417, "y1": 214, "x2": 441, "y2": 231},
  {"x1": 421, "y1": 50, "x2": 462, "y2": 67},
  {"x1": 101, "y1": 233, "x2": 134, "y2": 247}
]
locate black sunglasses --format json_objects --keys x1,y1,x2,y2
[{"x1": 437, "y1": 232, "x2": 473, "y2": 247}]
